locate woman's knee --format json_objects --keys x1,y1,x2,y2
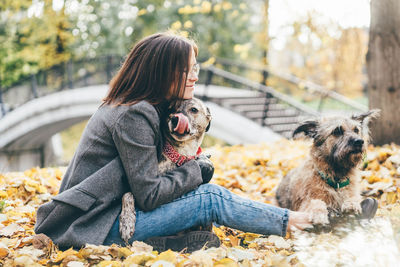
[
  {"x1": 197, "y1": 184, "x2": 232, "y2": 201},
  {"x1": 198, "y1": 183, "x2": 225, "y2": 194}
]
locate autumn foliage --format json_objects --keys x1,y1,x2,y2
[{"x1": 1, "y1": 140, "x2": 400, "y2": 266}]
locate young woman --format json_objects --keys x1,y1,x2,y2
[{"x1": 34, "y1": 32, "x2": 311, "y2": 251}]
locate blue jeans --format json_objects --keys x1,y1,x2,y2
[{"x1": 104, "y1": 184, "x2": 289, "y2": 245}]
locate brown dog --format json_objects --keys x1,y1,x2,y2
[
  {"x1": 275, "y1": 110, "x2": 379, "y2": 225},
  {"x1": 119, "y1": 98, "x2": 212, "y2": 242}
]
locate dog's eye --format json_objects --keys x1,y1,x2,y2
[
  {"x1": 190, "y1": 107, "x2": 198, "y2": 113},
  {"x1": 354, "y1": 127, "x2": 359, "y2": 134},
  {"x1": 333, "y1": 126, "x2": 344, "y2": 136}
]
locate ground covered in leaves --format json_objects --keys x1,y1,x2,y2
[{"x1": 1, "y1": 140, "x2": 400, "y2": 266}]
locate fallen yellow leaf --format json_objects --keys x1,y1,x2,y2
[
  {"x1": 152, "y1": 250, "x2": 177, "y2": 264},
  {"x1": 123, "y1": 253, "x2": 154, "y2": 265},
  {"x1": 0, "y1": 247, "x2": 9, "y2": 259},
  {"x1": 214, "y1": 257, "x2": 239, "y2": 267},
  {"x1": 98, "y1": 260, "x2": 122, "y2": 267}
]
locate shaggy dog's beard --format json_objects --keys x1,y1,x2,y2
[{"x1": 327, "y1": 143, "x2": 363, "y2": 179}]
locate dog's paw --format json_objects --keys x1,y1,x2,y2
[
  {"x1": 311, "y1": 212, "x2": 330, "y2": 225},
  {"x1": 311, "y1": 210, "x2": 329, "y2": 225},
  {"x1": 304, "y1": 199, "x2": 330, "y2": 225},
  {"x1": 341, "y1": 201, "x2": 362, "y2": 215},
  {"x1": 120, "y1": 192, "x2": 136, "y2": 244}
]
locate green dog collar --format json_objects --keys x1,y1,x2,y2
[{"x1": 318, "y1": 171, "x2": 350, "y2": 189}]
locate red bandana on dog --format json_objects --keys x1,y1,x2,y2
[{"x1": 163, "y1": 142, "x2": 202, "y2": 166}]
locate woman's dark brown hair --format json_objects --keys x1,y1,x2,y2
[{"x1": 103, "y1": 32, "x2": 198, "y2": 110}]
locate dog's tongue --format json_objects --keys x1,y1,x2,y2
[{"x1": 174, "y1": 113, "x2": 189, "y2": 134}]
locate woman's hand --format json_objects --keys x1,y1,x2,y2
[{"x1": 195, "y1": 154, "x2": 214, "y2": 184}]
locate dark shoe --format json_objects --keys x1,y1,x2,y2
[
  {"x1": 359, "y1": 198, "x2": 378, "y2": 219},
  {"x1": 189, "y1": 222, "x2": 213, "y2": 232},
  {"x1": 144, "y1": 231, "x2": 220, "y2": 253}
]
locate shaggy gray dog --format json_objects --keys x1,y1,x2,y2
[{"x1": 276, "y1": 110, "x2": 379, "y2": 225}]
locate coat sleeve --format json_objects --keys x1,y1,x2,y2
[{"x1": 112, "y1": 103, "x2": 203, "y2": 211}]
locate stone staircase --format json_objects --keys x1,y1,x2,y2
[
  {"x1": 208, "y1": 94, "x2": 309, "y2": 139},
  {"x1": 200, "y1": 60, "x2": 370, "y2": 139},
  {"x1": 201, "y1": 65, "x2": 320, "y2": 139}
]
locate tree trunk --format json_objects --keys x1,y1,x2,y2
[
  {"x1": 261, "y1": 0, "x2": 269, "y2": 85},
  {"x1": 367, "y1": 0, "x2": 400, "y2": 145}
]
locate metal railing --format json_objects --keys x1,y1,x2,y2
[
  {"x1": 202, "y1": 65, "x2": 319, "y2": 116},
  {"x1": 214, "y1": 58, "x2": 368, "y2": 113},
  {"x1": 199, "y1": 65, "x2": 319, "y2": 132},
  {"x1": 1, "y1": 55, "x2": 365, "y2": 122},
  {"x1": 0, "y1": 55, "x2": 123, "y2": 118}
]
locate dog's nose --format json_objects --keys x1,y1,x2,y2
[
  {"x1": 171, "y1": 115, "x2": 179, "y2": 128},
  {"x1": 353, "y1": 138, "x2": 364, "y2": 147}
]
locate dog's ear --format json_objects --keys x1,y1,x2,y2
[
  {"x1": 206, "y1": 106, "x2": 211, "y2": 117},
  {"x1": 351, "y1": 109, "x2": 380, "y2": 140},
  {"x1": 351, "y1": 109, "x2": 380, "y2": 124},
  {"x1": 205, "y1": 106, "x2": 212, "y2": 132},
  {"x1": 292, "y1": 119, "x2": 319, "y2": 139},
  {"x1": 205, "y1": 121, "x2": 211, "y2": 132}
]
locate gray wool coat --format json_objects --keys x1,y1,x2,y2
[{"x1": 34, "y1": 101, "x2": 203, "y2": 248}]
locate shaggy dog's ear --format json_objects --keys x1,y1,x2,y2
[
  {"x1": 351, "y1": 109, "x2": 380, "y2": 124},
  {"x1": 351, "y1": 109, "x2": 380, "y2": 140},
  {"x1": 293, "y1": 119, "x2": 319, "y2": 139}
]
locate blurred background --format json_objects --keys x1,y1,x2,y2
[
  {"x1": 0, "y1": 0, "x2": 381, "y2": 170},
  {"x1": 0, "y1": 0, "x2": 370, "y2": 95}
]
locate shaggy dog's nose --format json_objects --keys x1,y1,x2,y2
[{"x1": 353, "y1": 139, "x2": 364, "y2": 147}]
